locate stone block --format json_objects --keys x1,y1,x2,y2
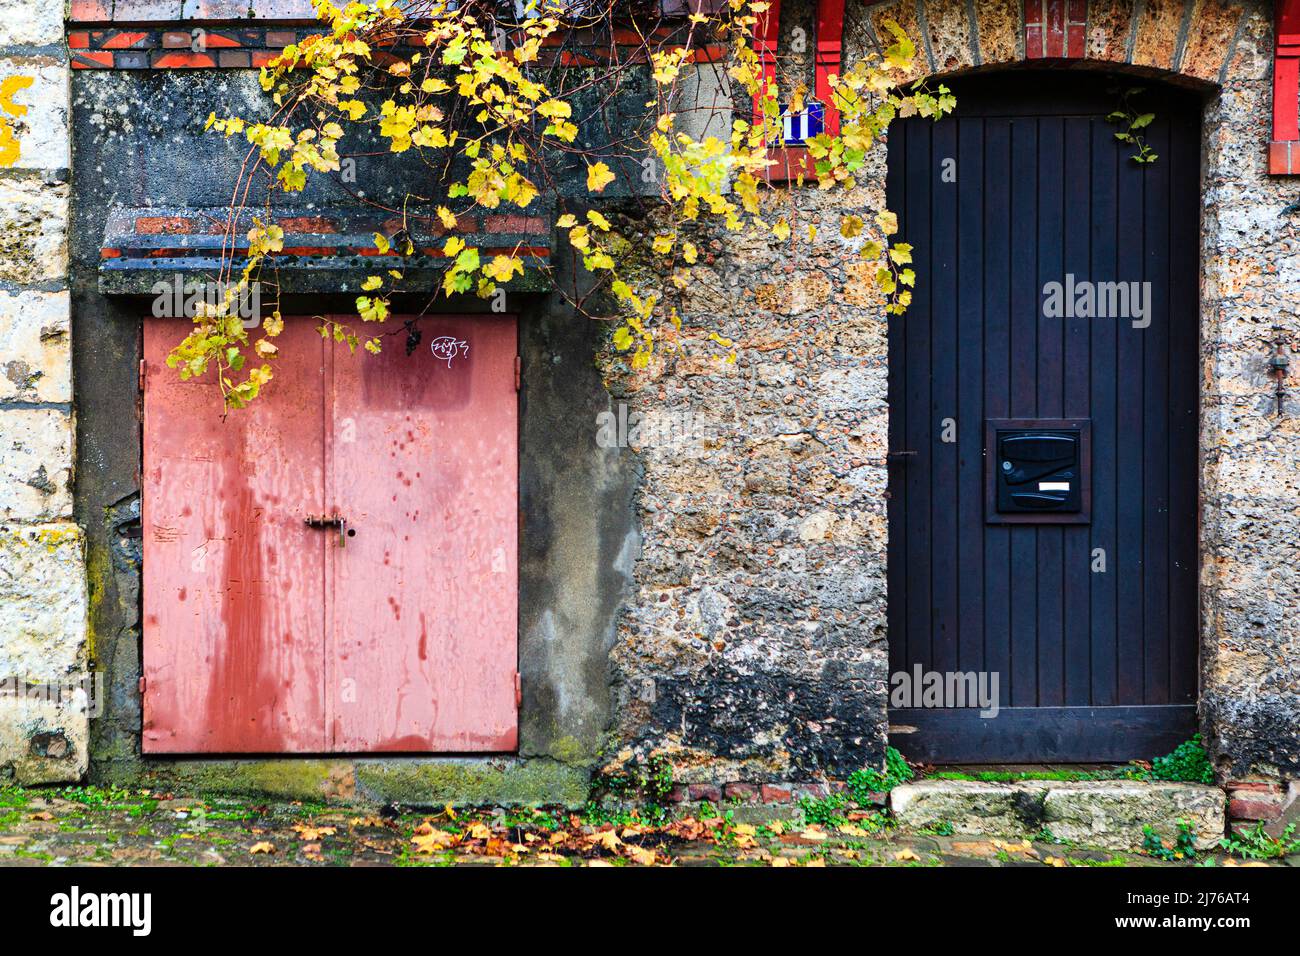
[
  {"x1": 891, "y1": 780, "x2": 1049, "y2": 836},
  {"x1": 1130, "y1": 0, "x2": 1187, "y2": 70},
  {"x1": 0, "y1": 691, "x2": 89, "y2": 784},
  {"x1": 0, "y1": 177, "x2": 68, "y2": 286},
  {"x1": 923, "y1": 0, "x2": 976, "y2": 74},
  {"x1": 0, "y1": 407, "x2": 74, "y2": 520},
  {"x1": 0, "y1": 522, "x2": 87, "y2": 678},
  {"x1": 1085, "y1": 0, "x2": 1139, "y2": 62},
  {"x1": 0, "y1": 0, "x2": 63, "y2": 46},
  {"x1": 0, "y1": 290, "x2": 70, "y2": 402},
  {"x1": 894, "y1": 779, "x2": 1227, "y2": 851},
  {"x1": 974, "y1": 0, "x2": 1021, "y2": 64},
  {"x1": 0, "y1": 59, "x2": 68, "y2": 173},
  {"x1": 1179, "y1": 0, "x2": 1246, "y2": 82},
  {"x1": 1042, "y1": 781, "x2": 1226, "y2": 851},
  {"x1": 870, "y1": 0, "x2": 929, "y2": 84}
]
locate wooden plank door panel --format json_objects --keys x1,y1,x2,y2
[
  {"x1": 142, "y1": 320, "x2": 327, "y2": 753},
  {"x1": 327, "y1": 316, "x2": 519, "y2": 752},
  {"x1": 886, "y1": 74, "x2": 1200, "y2": 762}
]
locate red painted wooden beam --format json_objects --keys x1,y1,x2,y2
[
  {"x1": 1271, "y1": 0, "x2": 1300, "y2": 172},
  {"x1": 753, "y1": 0, "x2": 782, "y2": 127},
  {"x1": 815, "y1": 0, "x2": 845, "y2": 136}
]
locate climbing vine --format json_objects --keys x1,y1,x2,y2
[
  {"x1": 177, "y1": 0, "x2": 954, "y2": 407},
  {"x1": 1106, "y1": 85, "x2": 1158, "y2": 164}
]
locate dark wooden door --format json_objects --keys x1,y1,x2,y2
[{"x1": 885, "y1": 74, "x2": 1200, "y2": 763}]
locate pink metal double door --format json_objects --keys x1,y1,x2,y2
[{"x1": 142, "y1": 316, "x2": 519, "y2": 753}]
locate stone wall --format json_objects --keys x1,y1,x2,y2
[
  {"x1": 1197, "y1": 1, "x2": 1300, "y2": 781},
  {"x1": 604, "y1": 0, "x2": 1300, "y2": 787},
  {"x1": 0, "y1": 0, "x2": 89, "y2": 784}
]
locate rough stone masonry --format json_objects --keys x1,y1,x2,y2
[
  {"x1": 604, "y1": 0, "x2": 1300, "y2": 791},
  {"x1": 0, "y1": 0, "x2": 88, "y2": 784},
  {"x1": 0, "y1": 0, "x2": 1295, "y2": 805}
]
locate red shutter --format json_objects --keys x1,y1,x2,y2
[{"x1": 142, "y1": 315, "x2": 519, "y2": 753}]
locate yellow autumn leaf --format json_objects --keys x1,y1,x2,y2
[
  {"x1": 555, "y1": 214, "x2": 577, "y2": 228},
  {"x1": 586, "y1": 161, "x2": 616, "y2": 193},
  {"x1": 840, "y1": 214, "x2": 865, "y2": 239},
  {"x1": 482, "y1": 254, "x2": 523, "y2": 282},
  {"x1": 436, "y1": 206, "x2": 458, "y2": 229},
  {"x1": 771, "y1": 218, "x2": 790, "y2": 241},
  {"x1": 361, "y1": 275, "x2": 383, "y2": 291},
  {"x1": 249, "y1": 842, "x2": 276, "y2": 854},
  {"x1": 625, "y1": 845, "x2": 656, "y2": 866}
]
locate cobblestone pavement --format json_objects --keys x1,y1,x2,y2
[{"x1": 0, "y1": 786, "x2": 1290, "y2": 867}]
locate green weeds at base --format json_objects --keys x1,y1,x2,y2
[
  {"x1": 1220, "y1": 822, "x2": 1300, "y2": 861},
  {"x1": 1142, "y1": 821, "x2": 1198, "y2": 861}
]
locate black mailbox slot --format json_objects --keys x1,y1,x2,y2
[{"x1": 985, "y1": 419, "x2": 1091, "y2": 524}]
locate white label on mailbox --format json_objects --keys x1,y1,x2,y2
[{"x1": 1038, "y1": 481, "x2": 1071, "y2": 491}]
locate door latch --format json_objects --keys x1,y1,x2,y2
[{"x1": 305, "y1": 513, "x2": 348, "y2": 547}]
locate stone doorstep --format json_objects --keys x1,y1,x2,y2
[{"x1": 889, "y1": 779, "x2": 1226, "y2": 852}]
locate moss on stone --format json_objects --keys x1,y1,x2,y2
[
  {"x1": 354, "y1": 759, "x2": 590, "y2": 808},
  {"x1": 123, "y1": 758, "x2": 588, "y2": 808}
]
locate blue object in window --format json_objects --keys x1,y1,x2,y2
[{"x1": 782, "y1": 100, "x2": 825, "y2": 145}]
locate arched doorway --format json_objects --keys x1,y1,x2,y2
[{"x1": 885, "y1": 71, "x2": 1202, "y2": 762}]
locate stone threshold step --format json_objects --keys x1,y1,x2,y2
[{"x1": 891, "y1": 779, "x2": 1225, "y2": 851}]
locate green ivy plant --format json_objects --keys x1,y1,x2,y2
[
  {"x1": 847, "y1": 746, "x2": 914, "y2": 801},
  {"x1": 1146, "y1": 734, "x2": 1214, "y2": 785},
  {"x1": 1107, "y1": 86, "x2": 1158, "y2": 164},
  {"x1": 1142, "y1": 820, "x2": 1198, "y2": 861},
  {"x1": 1219, "y1": 822, "x2": 1300, "y2": 861}
]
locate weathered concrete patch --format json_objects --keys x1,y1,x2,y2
[{"x1": 892, "y1": 779, "x2": 1227, "y2": 851}]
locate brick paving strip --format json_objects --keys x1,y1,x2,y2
[{"x1": 0, "y1": 788, "x2": 1289, "y2": 868}]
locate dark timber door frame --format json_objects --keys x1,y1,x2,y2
[{"x1": 885, "y1": 73, "x2": 1201, "y2": 763}]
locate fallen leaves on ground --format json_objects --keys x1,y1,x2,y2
[
  {"x1": 401, "y1": 813, "x2": 775, "y2": 866},
  {"x1": 249, "y1": 842, "x2": 276, "y2": 855},
  {"x1": 292, "y1": 823, "x2": 337, "y2": 841}
]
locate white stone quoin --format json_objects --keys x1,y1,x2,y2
[{"x1": 0, "y1": 0, "x2": 87, "y2": 784}]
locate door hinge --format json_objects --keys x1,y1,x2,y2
[
  {"x1": 138, "y1": 675, "x2": 146, "y2": 695},
  {"x1": 514, "y1": 355, "x2": 522, "y2": 392},
  {"x1": 138, "y1": 359, "x2": 147, "y2": 391},
  {"x1": 514, "y1": 671, "x2": 522, "y2": 707}
]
